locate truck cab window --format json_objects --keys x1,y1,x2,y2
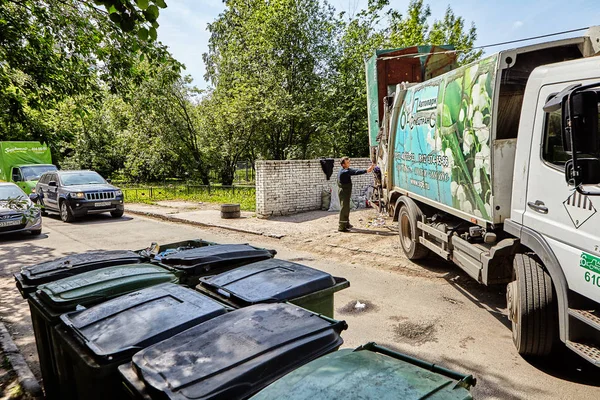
[
  {"x1": 544, "y1": 100, "x2": 600, "y2": 167},
  {"x1": 542, "y1": 109, "x2": 569, "y2": 167},
  {"x1": 11, "y1": 168, "x2": 22, "y2": 182}
]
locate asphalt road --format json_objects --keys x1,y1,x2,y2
[{"x1": 0, "y1": 213, "x2": 599, "y2": 399}]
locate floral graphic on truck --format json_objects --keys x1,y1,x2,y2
[
  {"x1": 393, "y1": 55, "x2": 497, "y2": 222},
  {"x1": 439, "y1": 55, "x2": 497, "y2": 220}
]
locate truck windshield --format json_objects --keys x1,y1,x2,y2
[
  {"x1": 0, "y1": 185, "x2": 27, "y2": 200},
  {"x1": 61, "y1": 172, "x2": 106, "y2": 186},
  {"x1": 20, "y1": 165, "x2": 58, "y2": 181}
]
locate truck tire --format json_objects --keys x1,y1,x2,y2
[
  {"x1": 60, "y1": 201, "x2": 75, "y2": 223},
  {"x1": 506, "y1": 253, "x2": 557, "y2": 356},
  {"x1": 398, "y1": 202, "x2": 429, "y2": 260}
]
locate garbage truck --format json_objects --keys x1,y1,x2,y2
[
  {"x1": 368, "y1": 28, "x2": 600, "y2": 365},
  {"x1": 0, "y1": 142, "x2": 57, "y2": 194}
]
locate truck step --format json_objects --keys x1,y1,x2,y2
[
  {"x1": 566, "y1": 341, "x2": 600, "y2": 366},
  {"x1": 569, "y1": 308, "x2": 600, "y2": 331}
]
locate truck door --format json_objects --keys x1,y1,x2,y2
[
  {"x1": 11, "y1": 168, "x2": 28, "y2": 193},
  {"x1": 523, "y1": 83, "x2": 600, "y2": 304}
]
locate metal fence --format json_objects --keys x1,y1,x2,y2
[{"x1": 120, "y1": 184, "x2": 256, "y2": 202}]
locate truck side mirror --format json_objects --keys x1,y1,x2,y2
[
  {"x1": 562, "y1": 90, "x2": 599, "y2": 154},
  {"x1": 565, "y1": 158, "x2": 600, "y2": 185}
]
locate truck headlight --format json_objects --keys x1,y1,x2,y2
[
  {"x1": 115, "y1": 190, "x2": 123, "y2": 196},
  {"x1": 70, "y1": 192, "x2": 85, "y2": 199}
]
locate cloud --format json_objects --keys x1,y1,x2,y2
[{"x1": 513, "y1": 20, "x2": 524, "y2": 29}]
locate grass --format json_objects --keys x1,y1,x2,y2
[{"x1": 122, "y1": 185, "x2": 256, "y2": 211}]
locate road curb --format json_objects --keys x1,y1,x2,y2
[
  {"x1": 0, "y1": 321, "x2": 43, "y2": 399},
  {"x1": 126, "y1": 209, "x2": 285, "y2": 239}
]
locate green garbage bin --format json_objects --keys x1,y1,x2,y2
[
  {"x1": 14, "y1": 250, "x2": 146, "y2": 298},
  {"x1": 53, "y1": 283, "x2": 230, "y2": 400},
  {"x1": 118, "y1": 303, "x2": 347, "y2": 400},
  {"x1": 195, "y1": 258, "x2": 349, "y2": 318},
  {"x1": 250, "y1": 342, "x2": 476, "y2": 400},
  {"x1": 28, "y1": 263, "x2": 178, "y2": 400}
]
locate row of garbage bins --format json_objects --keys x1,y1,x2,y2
[{"x1": 14, "y1": 239, "x2": 476, "y2": 400}]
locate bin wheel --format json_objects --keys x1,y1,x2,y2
[
  {"x1": 398, "y1": 201, "x2": 429, "y2": 260},
  {"x1": 506, "y1": 253, "x2": 557, "y2": 356},
  {"x1": 60, "y1": 201, "x2": 75, "y2": 223}
]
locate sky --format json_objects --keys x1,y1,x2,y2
[{"x1": 157, "y1": 0, "x2": 600, "y2": 89}]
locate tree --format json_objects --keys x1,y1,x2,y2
[
  {"x1": 204, "y1": 0, "x2": 338, "y2": 160},
  {"x1": 0, "y1": 0, "x2": 180, "y2": 146}
]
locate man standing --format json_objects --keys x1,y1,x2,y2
[{"x1": 338, "y1": 157, "x2": 374, "y2": 232}]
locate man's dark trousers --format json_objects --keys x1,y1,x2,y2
[{"x1": 338, "y1": 182, "x2": 352, "y2": 230}]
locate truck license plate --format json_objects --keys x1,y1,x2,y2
[
  {"x1": 0, "y1": 220, "x2": 21, "y2": 227},
  {"x1": 94, "y1": 202, "x2": 112, "y2": 207}
]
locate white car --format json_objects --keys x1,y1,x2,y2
[{"x1": 0, "y1": 182, "x2": 42, "y2": 235}]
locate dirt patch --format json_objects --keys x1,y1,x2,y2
[
  {"x1": 1, "y1": 357, "x2": 27, "y2": 400},
  {"x1": 392, "y1": 320, "x2": 437, "y2": 346},
  {"x1": 459, "y1": 336, "x2": 476, "y2": 349},
  {"x1": 337, "y1": 300, "x2": 379, "y2": 315},
  {"x1": 442, "y1": 296, "x2": 464, "y2": 305},
  {"x1": 388, "y1": 315, "x2": 409, "y2": 322}
]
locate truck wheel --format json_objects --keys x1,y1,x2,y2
[
  {"x1": 506, "y1": 253, "x2": 557, "y2": 356},
  {"x1": 60, "y1": 201, "x2": 75, "y2": 223},
  {"x1": 398, "y1": 203, "x2": 429, "y2": 260}
]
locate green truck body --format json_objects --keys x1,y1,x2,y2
[{"x1": 0, "y1": 142, "x2": 56, "y2": 194}]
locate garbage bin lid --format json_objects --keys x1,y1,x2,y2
[
  {"x1": 60, "y1": 283, "x2": 228, "y2": 360},
  {"x1": 159, "y1": 244, "x2": 274, "y2": 269},
  {"x1": 199, "y1": 259, "x2": 336, "y2": 304},
  {"x1": 250, "y1": 345, "x2": 474, "y2": 400},
  {"x1": 19, "y1": 250, "x2": 144, "y2": 285},
  {"x1": 129, "y1": 303, "x2": 347, "y2": 400},
  {"x1": 37, "y1": 264, "x2": 178, "y2": 311},
  {"x1": 138, "y1": 239, "x2": 216, "y2": 260}
]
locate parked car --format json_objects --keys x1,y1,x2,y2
[
  {"x1": 0, "y1": 182, "x2": 42, "y2": 235},
  {"x1": 35, "y1": 170, "x2": 125, "y2": 222}
]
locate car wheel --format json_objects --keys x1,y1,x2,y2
[
  {"x1": 31, "y1": 229, "x2": 42, "y2": 236},
  {"x1": 60, "y1": 201, "x2": 75, "y2": 223},
  {"x1": 110, "y1": 209, "x2": 124, "y2": 218}
]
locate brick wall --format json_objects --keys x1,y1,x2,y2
[{"x1": 256, "y1": 158, "x2": 373, "y2": 217}]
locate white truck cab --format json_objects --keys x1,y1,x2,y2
[{"x1": 507, "y1": 56, "x2": 600, "y2": 362}]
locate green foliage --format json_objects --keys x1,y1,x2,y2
[
  {"x1": 3, "y1": 197, "x2": 41, "y2": 223},
  {"x1": 0, "y1": 0, "x2": 180, "y2": 146},
  {"x1": 1, "y1": 0, "x2": 481, "y2": 187},
  {"x1": 122, "y1": 185, "x2": 256, "y2": 211}
]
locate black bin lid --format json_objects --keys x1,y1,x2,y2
[
  {"x1": 61, "y1": 283, "x2": 229, "y2": 362},
  {"x1": 19, "y1": 250, "x2": 144, "y2": 286},
  {"x1": 128, "y1": 303, "x2": 346, "y2": 400},
  {"x1": 159, "y1": 244, "x2": 274, "y2": 270},
  {"x1": 199, "y1": 259, "x2": 336, "y2": 305}
]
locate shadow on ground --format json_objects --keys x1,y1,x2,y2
[
  {"x1": 269, "y1": 210, "x2": 334, "y2": 224},
  {"x1": 43, "y1": 213, "x2": 133, "y2": 225}
]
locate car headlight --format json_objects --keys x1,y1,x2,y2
[
  {"x1": 115, "y1": 190, "x2": 123, "y2": 196},
  {"x1": 70, "y1": 192, "x2": 85, "y2": 199}
]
